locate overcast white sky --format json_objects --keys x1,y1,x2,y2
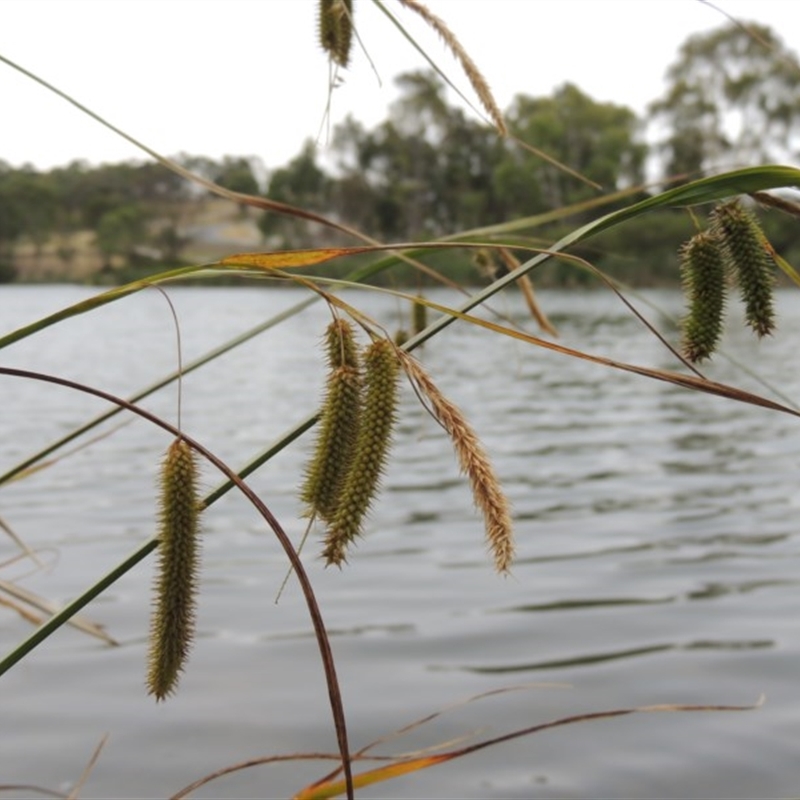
[{"x1": 1, "y1": 0, "x2": 798, "y2": 173}]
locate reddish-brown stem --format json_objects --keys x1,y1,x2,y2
[{"x1": 0, "y1": 366, "x2": 354, "y2": 800}]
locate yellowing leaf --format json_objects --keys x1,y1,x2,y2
[
  {"x1": 293, "y1": 754, "x2": 450, "y2": 800},
  {"x1": 220, "y1": 248, "x2": 375, "y2": 270}
]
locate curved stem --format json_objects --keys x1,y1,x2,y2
[{"x1": 0, "y1": 366, "x2": 353, "y2": 800}]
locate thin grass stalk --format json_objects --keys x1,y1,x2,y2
[
  {"x1": 0, "y1": 578, "x2": 117, "y2": 644},
  {"x1": 497, "y1": 247, "x2": 558, "y2": 337},
  {"x1": 392, "y1": 0, "x2": 506, "y2": 134},
  {"x1": 393, "y1": 167, "x2": 800, "y2": 357},
  {"x1": 66, "y1": 734, "x2": 109, "y2": 800},
  {"x1": 0, "y1": 53, "x2": 363, "y2": 240},
  {"x1": 0, "y1": 367, "x2": 354, "y2": 800},
  {"x1": 3, "y1": 172, "x2": 799, "y2": 585},
  {"x1": 0, "y1": 52, "x2": 511, "y2": 300}
]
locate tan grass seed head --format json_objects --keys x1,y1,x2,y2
[{"x1": 396, "y1": 349, "x2": 514, "y2": 573}]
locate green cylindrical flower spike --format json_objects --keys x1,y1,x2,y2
[
  {"x1": 323, "y1": 339, "x2": 400, "y2": 566},
  {"x1": 679, "y1": 231, "x2": 728, "y2": 363},
  {"x1": 301, "y1": 365, "x2": 362, "y2": 521},
  {"x1": 325, "y1": 317, "x2": 359, "y2": 372},
  {"x1": 146, "y1": 438, "x2": 201, "y2": 701},
  {"x1": 300, "y1": 319, "x2": 362, "y2": 521},
  {"x1": 317, "y1": 0, "x2": 353, "y2": 68},
  {"x1": 711, "y1": 200, "x2": 777, "y2": 338}
]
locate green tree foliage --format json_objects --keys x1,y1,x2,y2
[
  {"x1": 0, "y1": 164, "x2": 59, "y2": 259},
  {"x1": 650, "y1": 21, "x2": 800, "y2": 178},
  {"x1": 495, "y1": 83, "x2": 646, "y2": 219},
  {"x1": 259, "y1": 140, "x2": 330, "y2": 247},
  {"x1": 213, "y1": 156, "x2": 261, "y2": 196},
  {"x1": 95, "y1": 204, "x2": 148, "y2": 268},
  {"x1": 1, "y1": 157, "x2": 215, "y2": 277},
  {"x1": 8, "y1": 20, "x2": 800, "y2": 286},
  {"x1": 328, "y1": 117, "x2": 380, "y2": 236},
  {"x1": 0, "y1": 161, "x2": 27, "y2": 256},
  {"x1": 330, "y1": 71, "x2": 506, "y2": 241}
]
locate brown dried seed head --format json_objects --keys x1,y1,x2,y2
[
  {"x1": 322, "y1": 339, "x2": 400, "y2": 566},
  {"x1": 146, "y1": 438, "x2": 202, "y2": 701},
  {"x1": 710, "y1": 200, "x2": 776, "y2": 338},
  {"x1": 396, "y1": 350, "x2": 514, "y2": 573},
  {"x1": 679, "y1": 231, "x2": 727, "y2": 363},
  {"x1": 473, "y1": 248, "x2": 500, "y2": 280},
  {"x1": 395, "y1": 0, "x2": 506, "y2": 135}
]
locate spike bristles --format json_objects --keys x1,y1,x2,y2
[
  {"x1": 317, "y1": 0, "x2": 353, "y2": 68},
  {"x1": 395, "y1": 0, "x2": 506, "y2": 136},
  {"x1": 300, "y1": 320, "x2": 362, "y2": 522},
  {"x1": 679, "y1": 231, "x2": 728, "y2": 363},
  {"x1": 322, "y1": 339, "x2": 400, "y2": 566},
  {"x1": 325, "y1": 317, "x2": 360, "y2": 371},
  {"x1": 396, "y1": 350, "x2": 514, "y2": 574},
  {"x1": 301, "y1": 365, "x2": 362, "y2": 521},
  {"x1": 146, "y1": 438, "x2": 202, "y2": 701},
  {"x1": 710, "y1": 199, "x2": 777, "y2": 338}
]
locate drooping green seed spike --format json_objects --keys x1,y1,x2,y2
[
  {"x1": 322, "y1": 339, "x2": 400, "y2": 566},
  {"x1": 300, "y1": 319, "x2": 363, "y2": 520},
  {"x1": 412, "y1": 295, "x2": 428, "y2": 336},
  {"x1": 146, "y1": 438, "x2": 201, "y2": 701},
  {"x1": 679, "y1": 231, "x2": 728, "y2": 363},
  {"x1": 394, "y1": 328, "x2": 410, "y2": 346},
  {"x1": 711, "y1": 200, "x2": 777, "y2": 338},
  {"x1": 317, "y1": 0, "x2": 353, "y2": 68},
  {"x1": 300, "y1": 365, "x2": 362, "y2": 521}
]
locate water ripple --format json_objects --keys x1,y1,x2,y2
[{"x1": 457, "y1": 639, "x2": 775, "y2": 674}]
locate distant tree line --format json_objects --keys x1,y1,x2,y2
[{"x1": 1, "y1": 21, "x2": 799, "y2": 286}]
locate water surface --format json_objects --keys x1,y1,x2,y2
[{"x1": 1, "y1": 284, "x2": 799, "y2": 798}]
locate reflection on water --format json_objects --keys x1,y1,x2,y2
[
  {"x1": 500, "y1": 596, "x2": 674, "y2": 612},
  {"x1": 461, "y1": 639, "x2": 774, "y2": 674},
  {"x1": 1, "y1": 286, "x2": 800, "y2": 798}
]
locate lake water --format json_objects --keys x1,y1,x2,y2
[{"x1": 1, "y1": 284, "x2": 799, "y2": 798}]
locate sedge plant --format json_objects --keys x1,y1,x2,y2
[{"x1": 1, "y1": 2, "x2": 800, "y2": 797}]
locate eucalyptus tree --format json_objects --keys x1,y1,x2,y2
[
  {"x1": 494, "y1": 83, "x2": 646, "y2": 218},
  {"x1": 0, "y1": 164, "x2": 59, "y2": 264},
  {"x1": 650, "y1": 21, "x2": 800, "y2": 178},
  {"x1": 328, "y1": 70, "x2": 505, "y2": 240},
  {"x1": 258, "y1": 140, "x2": 331, "y2": 247}
]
